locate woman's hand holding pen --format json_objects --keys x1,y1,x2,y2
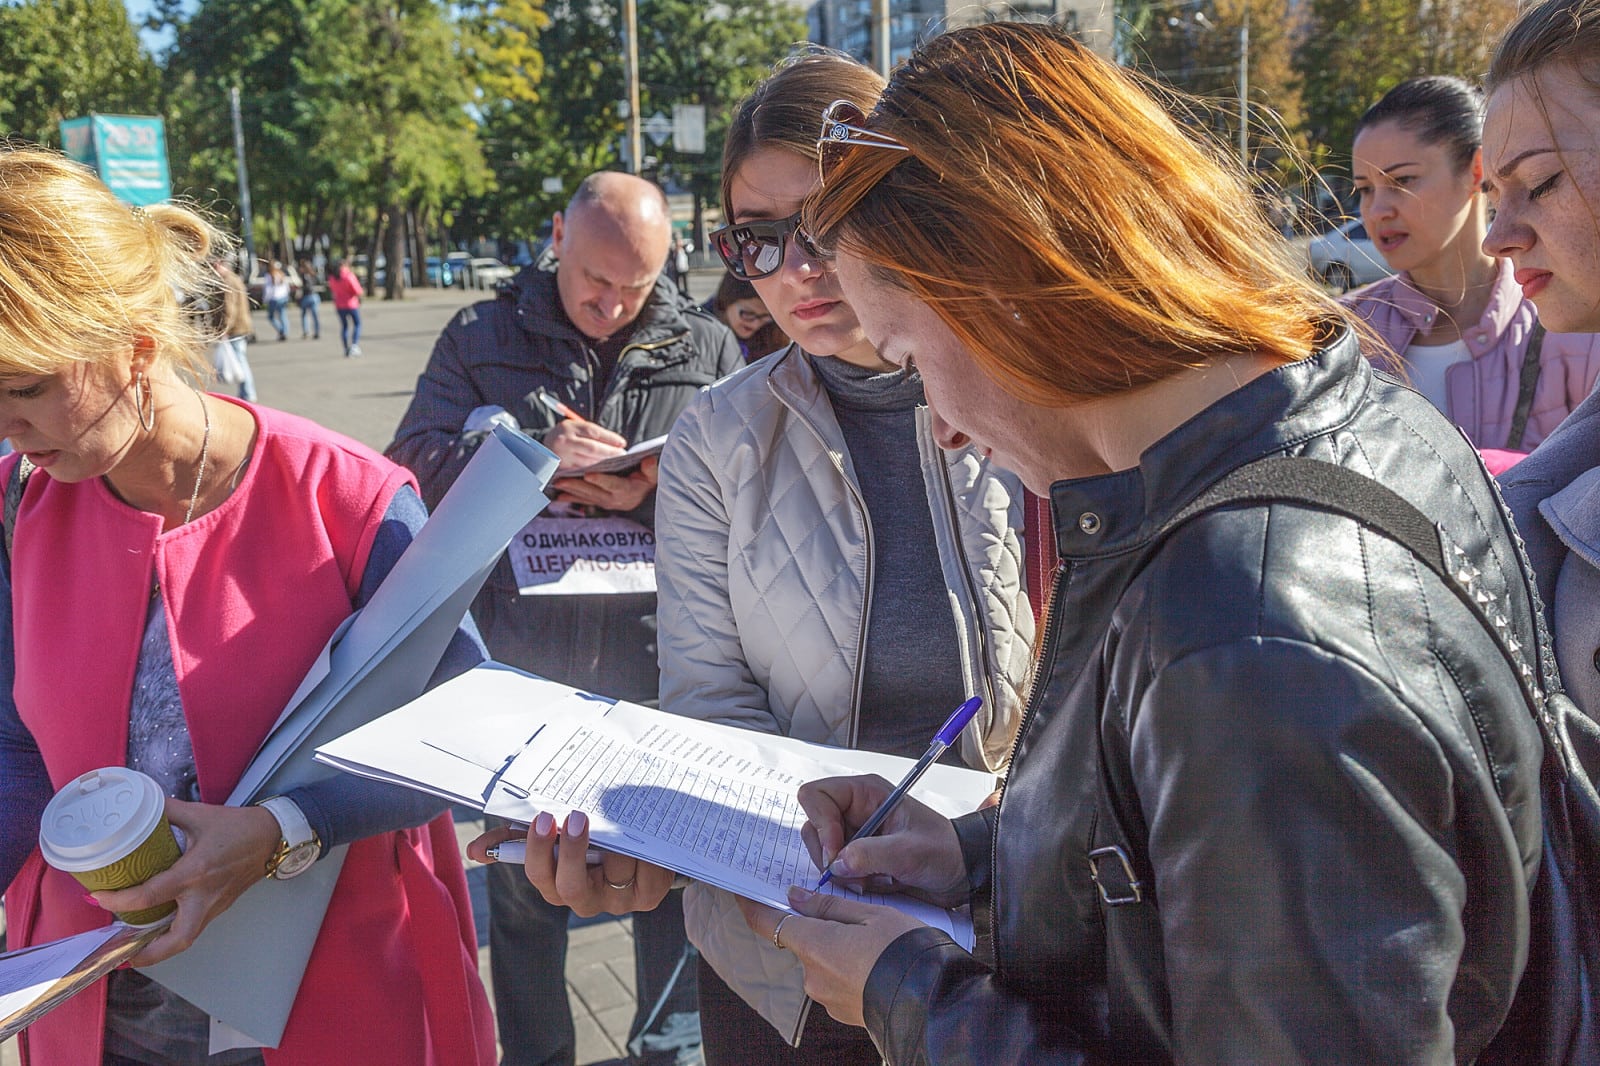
[
  {"x1": 736, "y1": 775, "x2": 969, "y2": 1027},
  {"x1": 466, "y1": 812, "x2": 676, "y2": 918},
  {"x1": 797, "y1": 774, "x2": 970, "y2": 907}
]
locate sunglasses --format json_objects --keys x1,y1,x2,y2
[
  {"x1": 817, "y1": 99, "x2": 909, "y2": 187},
  {"x1": 735, "y1": 306, "x2": 773, "y2": 326},
  {"x1": 708, "y1": 211, "x2": 824, "y2": 281}
]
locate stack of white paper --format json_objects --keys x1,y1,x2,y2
[
  {"x1": 317, "y1": 664, "x2": 994, "y2": 948},
  {"x1": 136, "y1": 425, "x2": 559, "y2": 1052}
]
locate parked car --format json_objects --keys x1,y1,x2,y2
[
  {"x1": 468, "y1": 257, "x2": 516, "y2": 290},
  {"x1": 1308, "y1": 218, "x2": 1392, "y2": 292},
  {"x1": 373, "y1": 257, "x2": 453, "y2": 288}
]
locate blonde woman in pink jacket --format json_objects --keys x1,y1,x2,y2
[{"x1": 1341, "y1": 76, "x2": 1600, "y2": 468}]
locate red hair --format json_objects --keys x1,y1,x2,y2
[{"x1": 807, "y1": 23, "x2": 1339, "y2": 406}]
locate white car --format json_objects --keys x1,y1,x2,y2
[
  {"x1": 469, "y1": 257, "x2": 516, "y2": 290},
  {"x1": 1308, "y1": 218, "x2": 1393, "y2": 292}
]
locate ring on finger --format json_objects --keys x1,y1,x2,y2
[
  {"x1": 773, "y1": 913, "x2": 793, "y2": 950},
  {"x1": 605, "y1": 873, "x2": 637, "y2": 891}
]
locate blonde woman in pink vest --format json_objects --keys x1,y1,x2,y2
[
  {"x1": 1341, "y1": 76, "x2": 1600, "y2": 471},
  {"x1": 0, "y1": 147, "x2": 494, "y2": 1065}
]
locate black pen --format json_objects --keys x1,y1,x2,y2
[{"x1": 814, "y1": 696, "x2": 984, "y2": 890}]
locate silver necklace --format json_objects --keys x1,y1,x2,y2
[{"x1": 185, "y1": 387, "x2": 211, "y2": 525}]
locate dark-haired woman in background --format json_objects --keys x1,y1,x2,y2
[
  {"x1": 744, "y1": 23, "x2": 1546, "y2": 1064},
  {"x1": 705, "y1": 271, "x2": 788, "y2": 362},
  {"x1": 1342, "y1": 75, "x2": 1600, "y2": 466}
]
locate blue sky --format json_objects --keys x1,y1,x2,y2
[{"x1": 123, "y1": 0, "x2": 182, "y2": 53}]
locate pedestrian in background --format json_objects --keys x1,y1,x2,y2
[
  {"x1": 208, "y1": 256, "x2": 257, "y2": 402},
  {"x1": 262, "y1": 260, "x2": 291, "y2": 342},
  {"x1": 395, "y1": 171, "x2": 740, "y2": 1066},
  {"x1": 0, "y1": 145, "x2": 494, "y2": 1066},
  {"x1": 1341, "y1": 76, "x2": 1600, "y2": 467},
  {"x1": 327, "y1": 258, "x2": 364, "y2": 357},
  {"x1": 296, "y1": 256, "x2": 322, "y2": 341},
  {"x1": 743, "y1": 22, "x2": 1544, "y2": 1063},
  {"x1": 705, "y1": 272, "x2": 788, "y2": 362},
  {"x1": 670, "y1": 234, "x2": 692, "y2": 299}
]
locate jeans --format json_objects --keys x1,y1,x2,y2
[
  {"x1": 227, "y1": 337, "x2": 257, "y2": 402},
  {"x1": 299, "y1": 294, "x2": 320, "y2": 338},
  {"x1": 337, "y1": 307, "x2": 361, "y2": 352},
  {"x1": 265, "y1": 298, "x2": 289, "y2": 340},
  {"x1": 486, "y1": 835, "x2": 699, "y2": 1066}
]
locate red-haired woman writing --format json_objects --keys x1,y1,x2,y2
[{"x1": 748, "y1": 23, "x2": 1546, "y2": 1064}]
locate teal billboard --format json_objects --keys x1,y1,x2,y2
[{"x1": 60, "y1": 114, "x2": 172, "y2": 206}]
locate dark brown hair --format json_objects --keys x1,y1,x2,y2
[
  {"x1": 807, "y1": 22, "x2": 1337, "y2": 406},
  {"x1": 720, "y1": 48, "x2": 885, "y2": 218}
]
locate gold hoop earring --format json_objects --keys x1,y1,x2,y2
[{"x1": 135, "y1": 372, "x2": 156, "y2": 432}]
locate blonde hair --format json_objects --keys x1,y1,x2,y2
[
  {"x1": 808, "y1": 23, "x2": 1340, "y2": 406},
  {"x1": 0, "y1": 147, "x2": 232, "y2": 380}
]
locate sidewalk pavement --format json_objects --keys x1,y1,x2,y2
[{"x1": 4, "y1": 273, "x2": 726, "y2": 1066}]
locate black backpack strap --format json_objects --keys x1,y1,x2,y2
[
  {"x1": 3, "y1": 455, "x2": 34, "y2": 566},
  {"x1": 1507, "y1": 323, "x2": 1547, "y2": 452},
  {"x1": 1090, "y1": 454, "x2": 1558, "y2": 1047}
]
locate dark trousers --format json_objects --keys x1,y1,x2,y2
[
  {"x1": 487, "y1": 854, "x2": 698, "y2": 1066},
  {"x1": 697, "y1": 955, "x2": 883, "y2": 1066}
]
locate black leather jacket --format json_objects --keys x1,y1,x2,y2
[
  {"x1": 387, "y1": 263, "x2": 741, "y2": 700},
  {"x1": 862, "y1": 326, "x2": 1544, "y2": 1064}
]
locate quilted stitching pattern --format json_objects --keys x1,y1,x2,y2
[{"x1": 655, "y1": 346, "x2": 1035, "y2": 1037}]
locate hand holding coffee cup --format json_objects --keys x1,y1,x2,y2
[{"x1": 39, "y1": 767, "x2": 183, "y2": 926}]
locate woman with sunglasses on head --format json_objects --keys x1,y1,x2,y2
[
  {"x1": 1488, "y1": 0, "x2": 1600, "y2": 724},
  {"x1": 706, "y1": 270, "x2": 789, "y2": 362},
  {"x1": 1341, "y1": 75, "x2": 1600, "y2": 467},
  {"x1": 506, "y1": 49, "x2": 1035, "y2": 1065},
  {"x1": 732, "y1": 23, "x2": 1549, "y2": 1064}
]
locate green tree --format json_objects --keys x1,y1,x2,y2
[
  {"x1": 1295, "y1": 0, "x2": 1518, "y2": 182},
  {"x1": 638, "y1": 0, "x2": 807, "y2": 244},
  {"x1": 0, "y1": 0, "x2": 159, "y2": 146},
  {"x1": 298, "y1": 0, "x2": 492, "y2": 298}
]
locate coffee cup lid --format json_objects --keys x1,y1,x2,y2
[{"x1": 38, "y1": 767, "x2": 166, "y2": 872}]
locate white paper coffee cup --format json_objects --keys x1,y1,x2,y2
[{"x1": 39, "y1": 766, "x2": 181, "y2": 925}]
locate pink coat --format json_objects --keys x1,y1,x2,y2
[
  {"x1": 328, "y1": 267, "x2": 364, "y2": 311},
  {"x1": 3, "y1": 400, "x2": 493, "y2": 1065},
  {"x1": 1342, "y1": 258, "x2": 1600, "y2": 452}
]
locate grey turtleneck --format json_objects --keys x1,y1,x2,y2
[{"x1": 808, "y1": 353, "x2": 967, "y2": 762}]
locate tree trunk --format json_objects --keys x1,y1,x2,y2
[
  {"x1": 366, "y1": 209, "x2": 384, "y2": 294},
  {"x1": 385, "y1": 202, "x2": 406, "y2": 301}
]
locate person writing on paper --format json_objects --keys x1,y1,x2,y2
[
  {"x1": 477, "y1": 51, "x2": 1035, "y2": 1065},
  {"x1": 1340, "y1": 76, "x2": 1600, "y2": 469},
  {"x1": 730, "y1": 24, "x2": 1545, "y2": 1063},
  {"x1": 0, "y1": 148, "x2": 494, "y2": 1065},
  {"x1": 390, "y1": 172, "x2": 740, "y2": 1066}
]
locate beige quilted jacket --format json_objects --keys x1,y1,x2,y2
[{"x1": 655, "y1": 344, "x2": 1035, "y2": 1043}]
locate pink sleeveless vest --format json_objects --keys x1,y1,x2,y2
[{"x1": 3, "y1": 399, "x2": 493, "y2": 1064}]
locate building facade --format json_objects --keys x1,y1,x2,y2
[{"x1": 806, "y1": 0, "x2": 1114, "y2": 66}]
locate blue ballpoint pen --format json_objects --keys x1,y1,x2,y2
[{"x1": 814, "y1": 695, "x2": 984, "y2": 890}]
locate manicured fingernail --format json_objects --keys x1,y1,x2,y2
[
  {"x1": 82, "y1": 893, "x2": 101, "y2": 907},
  {"x1": 565, "y1": 811, "x2": 587, "y2": 836},
  {"x1": 788, "y1": 886, "x2": 812, "y2": 904},
  {"x1": 534, "y1": 812, "x2": 555, "y2": 837},
  {"x1": 832, "y1": 853, "x2": 855, "y2": 877}
]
